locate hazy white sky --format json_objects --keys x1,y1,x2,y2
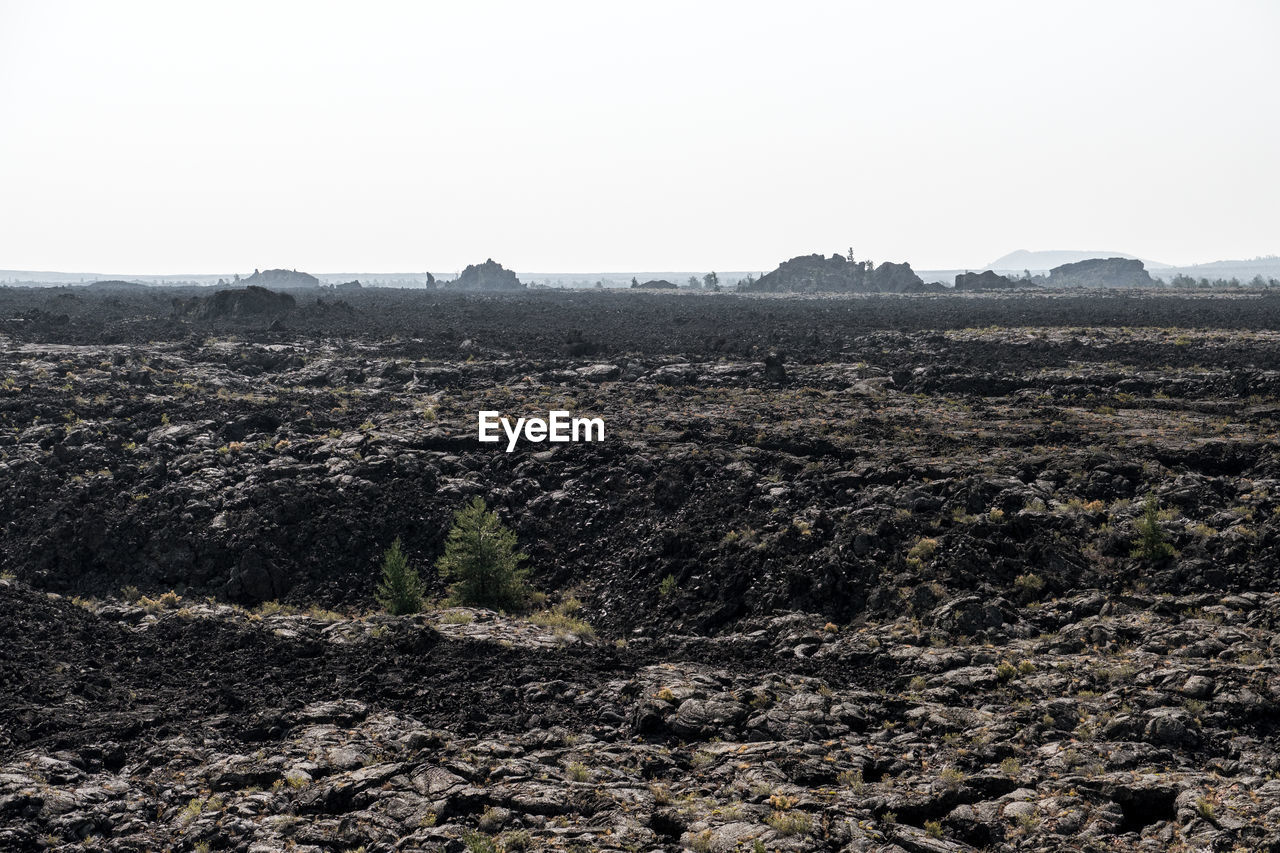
[{"x1": 1, "y1": 0, "x2": 1277, "y2": 274}]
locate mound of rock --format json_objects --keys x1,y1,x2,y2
[
  {"x1": 446, "y1": 259, "x2": 524, "y2": 291},
  {"x1": 1047, "y1": 257, "x2": 1153, "y2": 288},
  {"x1": 632, "y1": 279, "x2": 678, "y2": 290},
  {"x1": 81, "y1": 280, "x2": 149, "y2": 292},
  {"x1": 742, "y1": 253, "x2": 941, "y2": 294},
  {"x1": 241, "y1": 268, "x2": 320, "y2": 289},
  {"x1": 173, "y1": 286, "x2": 296, "y2": 320},
  {"x1": 955, "y1": 270, "x2": 1030, "y2": 291}
]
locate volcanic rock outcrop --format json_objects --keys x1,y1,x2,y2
[
  {"x1": 1047, "y1": 257, "x2": 1153, "y2": 288},
  {"x1": 241, "y1": 268, "x2": 320, "y2": 289},
  {"x1": 172, "y1": 285, "x2": 296, "y2": 320},
  {"x1": 954, "y1": 270, "x2": 1030, "y2": 291},
  {"x1": 632, "y1": 279, "x2": 678, "y2": 290},
  {"x1": 446, "y1": 259, "x2": 524, "y2": 291},
  {"x1": 741, "y1": 253, "x2": 940, "y2": 294}
]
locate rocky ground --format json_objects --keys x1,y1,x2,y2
[{"x1": 1, "y1": 286, "x2": 1279, "y2": 851}]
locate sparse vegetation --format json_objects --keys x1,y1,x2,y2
[
  {"x1": 1132, "y1": 495, "x2": 1177, "y2": 563},
  {"x1": 764, "y1": 809, "x2": 813, "y2": 836},
  {"x1": 938, "y1": 766, "x2": 965, "y2": 791},
  {"x1": 1014, "y1": 572, "x2": 1046, "y2": 601},
  {"x1": 1196, "y1": 796, "x2": 1216, "y2": 819},
  {"x1": 375, "y1": 537, "x2": 423, "y2": 615},
  {"x1": 437, "y1": 497, "x2": 531, "y2": 610},
  {"x1": 838, "y1": 769, "x2": 864, "y2": 792},
  {"x1": 530, "y1": 597, "x2": 595, "y2": 639}
]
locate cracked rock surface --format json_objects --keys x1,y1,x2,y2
[
  {"x1": 2, "y1": 287, "x2": 1280, "y2": 851},
  {"x1": 3, "y1": 583, "x2": 1280, "y2": 851}
]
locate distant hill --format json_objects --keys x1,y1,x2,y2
[
  {"x1": 1149, "y1": 257, "x2": 1280, "y2": 283},
  {"x1": 987, "y1": 250, "x2": 1170, "y2": 271},
  {"x1": 82, "y1": 280, "x2": 150, "y2": 291}
]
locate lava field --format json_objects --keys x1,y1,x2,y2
[{"x1": 2, "y1": 286, "x2": 1280, "y2": 852}]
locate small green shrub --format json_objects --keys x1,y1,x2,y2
[
  {"x1": 906, "y1": 537, "x2": 939, "y2": 567},
  {"x1": 1195, "y1": 796, "x2": 1215, "y2": 819},
  {"x1": 1013, "y1": 572, "x2": 1046, "y2": 601},
  {"x1": 437, "y1": 497, "x2": 531, "y2": 610},
  {"x1": 658, "y1": 573, "x2": 678, "y2": 598},
  {"x1": 179, "y1": 797, "x2": 203, "y2": 821},
  {"x1": 938, "y1": 766, "x2": 964, "y2": 791},
  {"x1": 530, "y1": 600, "x2": 595, "y2": 639},
  {"x1": 837, "y1": 769, "x2": 864, "y2": 792},
  {"x1": 500, "y1": 830, "x2": 532, "y2": 852},
  {"x1": 376, "y1": 537, "x2": 423, "y2": 615},
  {"x1": 764, "y1": 810, "x2": 813, "y2": 836},
  {"x1": 461, "y1": 831, "x2": 498, "y2": 853},
  {"x1": 139, "y1": 590, "x2": 181, "y2": 613},
  {"x1": 1131, "y1": 495, "x2": 1176, "y2": 563}
]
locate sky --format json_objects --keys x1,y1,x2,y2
[{"x1": 1, "y1": 0, "x2": 1277, "y2": 275}]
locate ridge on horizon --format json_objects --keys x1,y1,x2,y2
[
  {"x1": 10, "y1": 251, "x2": 1280, "y2": 285},
  {"x1": 984, "y1": 249, "x2": 1172, "y2": 270}
]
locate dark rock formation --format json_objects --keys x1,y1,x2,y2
[
  {"x1": 632, "y1": 279, "x2": 678, "y2": 290},
  {"x1": 763, "y1": 351, "x2": 787, "y2": 385},
  {"x1": 954, "y1": 270, "x2": 1030, "y2": 291},
  {"x1": 741, "y1": 253, "x2": 941, "y2": 294},
  {"x1": 1047, "y1": 257, "x2": 1153, "y2": 288},
  {"x1": 173, "y1": 286, "x2": 296, "y2": 320},
  {"x1": 446, "y1": 259, "x2": 524, "y2": 291},
  {"x1": 82, "y1": 280, "x2": 148, "y2": 291},
  {"x1": 241, "y1": 269, "x2": 320, "y2": 289}
]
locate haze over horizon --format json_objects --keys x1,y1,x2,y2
[{"x1": 2, "y1": 1, "x2": 1277, "y2": 274}]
